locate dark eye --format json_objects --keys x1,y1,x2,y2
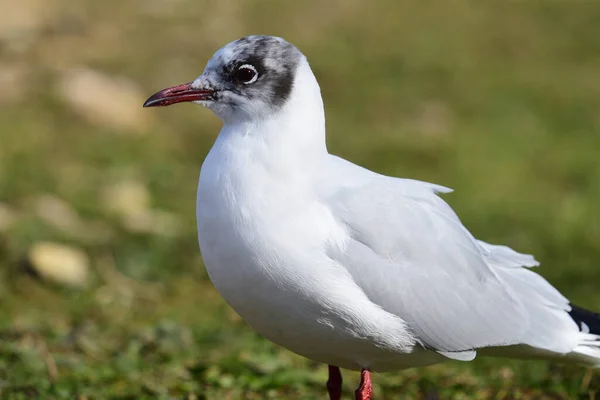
[{"x1": 235, "y1": 64, "x2": 259, "y2": 84}]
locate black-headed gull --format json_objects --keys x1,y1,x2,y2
[{"x1": 144, "y1": 35, "x2": 600, "y2": 400}]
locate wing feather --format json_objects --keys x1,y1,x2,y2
[{"x1": 326, "y1": 177, "x2": 576, "y2": 356}]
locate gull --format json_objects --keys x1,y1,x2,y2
[{"x1": 144, "y1": 35, "x2": 600, "y2": 399}]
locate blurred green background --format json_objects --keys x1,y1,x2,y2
[{"x1": 1, "y1": 0, "x2": 600, "y2": 398}]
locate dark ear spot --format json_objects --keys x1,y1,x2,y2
[{"x1": 269, "y1": 65, "x2": 294, "y2": 108}]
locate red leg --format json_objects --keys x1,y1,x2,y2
[
  {"x1": 355, "y1": 368, "x2": 373, "y2": 400},
  {"x1": 327, "y1": 365, "x2": 343, "y2": 400}
]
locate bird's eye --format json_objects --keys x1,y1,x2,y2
[{"x1": 235, "y1": 64, "x2": 259, "y2": 84}]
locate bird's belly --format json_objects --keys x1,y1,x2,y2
[
  {"x1": 197, "y1": 203, "x2": 350, "y2": 366},
  {"x1": 198, "y1": 214, "x2": 342, "y2": 359}
]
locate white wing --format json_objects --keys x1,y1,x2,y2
[{"x1": 326, "y1": 171, "x2": 580, "y2": 360}]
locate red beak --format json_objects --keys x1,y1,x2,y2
[{"x1": 143, "y1": 82, "x2": 214, "y2": 107}]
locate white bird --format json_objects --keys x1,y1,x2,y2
[{"x1": 144, "y1": 35, "x2": 600, "y2": 399}]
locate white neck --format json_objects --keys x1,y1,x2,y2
[{"x1": 218, "y1": 59, "x2": 328, "y2": 165}]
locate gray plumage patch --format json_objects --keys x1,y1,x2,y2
[{"x1": 214, "y1": 36, "x2": 302, "y2": 110}]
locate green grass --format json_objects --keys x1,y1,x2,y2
[{"x1": 2, "y1": 0, "x2": 600, "y2": 398}]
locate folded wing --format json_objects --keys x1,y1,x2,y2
[{"x1": 327, "y1": 177, "x2": 578, "y2": 360}]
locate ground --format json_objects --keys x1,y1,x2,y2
[{"x1": 1, "y1": 0, "x2": 600, "y2": 398}]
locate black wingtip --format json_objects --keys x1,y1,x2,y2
[{"x1": 569, "y1": 304, "x2": 600, "y2": 334}]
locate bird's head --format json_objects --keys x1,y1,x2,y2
[{"x1": 143, "y1": 35, "x2": 305, "y2": 123}]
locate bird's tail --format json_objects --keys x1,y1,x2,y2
[{"x1": 567, "y1": 304, "x2": 600, "y2": 366}]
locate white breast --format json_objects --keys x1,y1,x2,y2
[{"x1": 196, "y1": 129, "x2": 337, "y2": 327}]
